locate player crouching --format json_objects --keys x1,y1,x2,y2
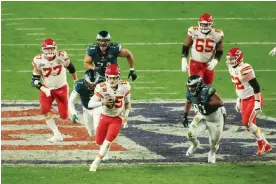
[
  {"x1": 88, "y1": 64, "x2": 131, "y2": 171},
  {"x1": 182, "y1": 75, "x2": 225, "y2": 163}
]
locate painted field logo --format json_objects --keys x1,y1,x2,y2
[{"x1": 1, "y1": 101, "x2": 276, "y2": 164}]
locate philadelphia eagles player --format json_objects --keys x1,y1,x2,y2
[
  {"x1": 182, "y1": 75, "x2": 226, "y2": 163},
  {"x1": 84, "y1": 30, "x2": 137, "y2": 81},
  {"x1": 68, "y1": 69, "x2": 104, "y2": 136}
]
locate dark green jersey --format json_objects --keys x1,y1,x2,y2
[
  {"x1": 74, "y1": 79, "x2": 94, "y2": 109},
  {"x1": 86, "y1": 42, "x2": 122, "y2": 69},
  {"x1": 186, "y1": 85, "x2": 218, "y2": 115}
]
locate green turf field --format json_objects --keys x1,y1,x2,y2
[{"x1": 1, "y1": 1, "x2": 276, "y2": 184}]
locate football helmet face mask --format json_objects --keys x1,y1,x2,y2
[
  {"x1": 84, "y1": 70, "x2": 97, "y2": 90},
  {"x1": 198, "y1": 13, "x2": 214, "y2": 34},
  {"x1": 96, "y1": 30, "x2": 111, "y2": 51},
  {"x1": 41, "y1": 38, "x2": 57, "y2": 58},
  {"x1": 226, "y1": 48, "x2": 244, "y2": 67},
  {"x1": 105, "y1": 64, "x2": 120, "y2": 87},
  {"x1": 187, "y1": 75, "x2": 204, "y2": 95}
]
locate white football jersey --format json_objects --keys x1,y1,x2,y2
[
  {"x1": 32, "y1": 50, "x2": 70, "y2": 89},
  {"x1": 94, "y1": 81, "x2": 131, "y2": 117},
  {"x1": 188, "y1": 26, "x2": 224, "y2": 63},
  {"x1": 228, "y1": 63, "x2": 255, "y2": 99}
]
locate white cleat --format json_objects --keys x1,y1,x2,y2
[
  {"x1": 186, "y1": 140, "x2": 200, "y2": 157},
  {"x1": 208, "y1": 151, "x2": 216, "y2": 164},
  {"x1": 47, "y1": 134, "x2": 63, "y2": 143},
  {"x1": 89, "y1": 164, "x2": 98, "y2": 172}
]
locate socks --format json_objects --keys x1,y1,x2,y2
[
  {"x1": 92, "y1": 140, "x2": 111, "y2": 166},
  {"x1": 45, "y1": 114, "x2": 60, "y2": 136},
  {"x1": 247, "y1": 123, "x2": 262, "y2": 140}
]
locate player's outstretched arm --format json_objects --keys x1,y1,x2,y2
[
  {"x1": 181, "y1": 35, "x2": 193, "y2": 73},
  {"x1": 118, "y1": 48, "x2": 137, "y2": 81},
  {"x1": 66, "y1": 61, "x2": 78, "y2": 82},
  {"x1": 182, "y1": 99, "x2": 192, "y2": 127},
  {"x1": 208, "y1": 92, "x2": 224, "y2": 108}
]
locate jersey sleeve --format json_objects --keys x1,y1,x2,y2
[
  {"x1": 86, "y1": 45, "x2": 96, "y2": 57},
  {"x1": 240, "y1": 63, "x2": 254, "y2": 75},
  {"x1": 214, "y1": 29, "x2": 224, "y2": 43},
  {"x1": 57, "y1": 50, "x2": 70, "y2": 67},
  {"x1": 94, "y1": 83, "x2": 104, "y2": 99},
  {"x1": 32, "y1": 55, "x2": 42, "y2": 75},
  {"x1": 207, "y1": 87, "x2": 216, "y2": 97},
  {"x1": 113, "y1": 43, "x2": 122, "y2": 55},
  {"x1": 187, "y1": 26, "x2": 198, "y2": 37},
  {"x1": 74, "y1": 80, "x2": 82, "y2": 94}
]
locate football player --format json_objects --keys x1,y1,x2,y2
[
  {"x1": 181, "y1": 13, "x2": 224, "y2": 85},
  {"x1": 269, "y1": 47, "x2": 276, "y2": 56},
  {"x1": 88, "y1": 64, "x2": 131, "y2": 171},
  {"x1": 84, "y1": 30, "x2": 137, "y2": 81},
  {"x1": 68, "y1": 69, "x2": 104, "y2": 136},
  {"x1": 182, "y1": 75, "x2": 225, "y2": 163},
  {"x1": 226, "y1": 48, "x2": 272, "y2": 155},
  {"x1": 31, "y1": 38, "x2": 78, "y2": 142}
]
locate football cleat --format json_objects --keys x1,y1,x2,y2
[
  {"x1": 264, "y1": 143, "x2": 272, "y2": 154},
  {"x1": 208, "y1": 151, "x2": 216, "y2": 164},
  {"x1": 47, "y1": 134, "x2": 63, "y2": 143},
  {"x1": 89, "y1": 164, "x2": 98, "y2": 172},
  {"x1": 256, "y1": 140, "x2": 266, "y2": 155},
  {"x1": 186, "y1": 140, "x2": 200, "y2": 157}
]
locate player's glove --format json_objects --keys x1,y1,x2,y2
[
  {"x1": 269, "y1": 47, "x2": 276, "y2": 56},
  {"x1": 254, "y1": 100, "x2": 262, "y2": 114},
  {"x1": 181, "y1": 57, "x2": 188, "y2": 72},
  {"x1": 71, "y1": 114, "x2": 79, "y2": 123},
  {"x1": 103, "y1": 96, "x2": 115, "y2": 109},
  {"x1": 207, "y1": 59, "x2": 218, "y2": 71},
  {"x1": 128, "y1": 69, "x2": 137, "y2": 81},
  {"x1": 40, "y1": 86, "x2": 51, "y2": 97},
  {"x1": 235, "y1": 98, "x2": 241, "y2": 112},
  {"x1": 182, "y1": 113, "x2": 189, "y2": 128}
]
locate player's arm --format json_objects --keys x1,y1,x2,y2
[
  {"x1": 208, "y1": 92, "x2": 224, "y2": 108},
  {"x1": 181, "y1": 28, "x2": 193, "y2": 72},
  {"x1": 182, "y1": 98, "x2": 192, "y2": 127},
  {"x1": 68, "y1": 89, "x2": 80, "y2": 123},
  {"x1": 118, "y1": 46, "x2": 137, "y2": 81},
  {"x1": 84, "y1": 46, "x2": 96, "y2": 77},
  {"x1": 61, "y1": 52, "x2": 78, "y2": 81},
  {"x1": 207, "y1": 31, "x2": 224, "y2": 71},
  {"x1": 122, "y1": 87, "x2": 131, "y2": 128},
  {"x1": 242, "y1": 70, "x2": 262, "y2": 112}
]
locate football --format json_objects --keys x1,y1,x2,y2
[{"x1": 105, "y1": 97, "x2": 115, "y2": 109}]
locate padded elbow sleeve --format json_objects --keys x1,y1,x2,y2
[
  {"x1": 31, "y1": 75, "x2": 42, "y2": 90},
  {"x1": 214, "y1": 50, "x2": 223, "y2": 61},
  {"x1": 182, "y1": 45, "x2": 190, "y2": 57},
  {"x1": 248, "y1": 78, "x2": 260, "y2": 93},
  {"x1": 67, "y1": 62, "x2": 76, "y2": 74}
]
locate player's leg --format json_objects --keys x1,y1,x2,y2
[
  {"x1": 186, "y1": 114, "x2": 206, "y2": 156},
  {"x1": 241, "y1": 95, "x2": 271, "y2": 154},
  {"x1": 90, "y1": 116, "x2": 122, "y2": 172},
  {"x1": 188, "y1": 59, "x2": 204, "y2": 77},
  {"x1": 40, "y1": 90, "x2": 62, "y2": 142},
  {"x1": 203, "y1": 68, "x2": 215, "y2": 85},
  {"x1": 54, "y1": 84, "x2": 69, "y2": 119},
  {"x1": 206, "y1": 109, "x2": 224, "y2": 163},
  {"x1": 83, "y1": 107, "x2": 94, "y2": 137}
]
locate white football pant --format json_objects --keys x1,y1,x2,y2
[{"x1": 82, "y1": 106, "x2": 102, "y2": 136}]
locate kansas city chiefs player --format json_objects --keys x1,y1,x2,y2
[
  {"x1": 227, "y1": 48, "x2": 272, "y2": 155},
  {"x1": 31, "y1": 38, "x2": 78, "y2": 142},
  {"x1": 181, "y1": 13, "x2": 224, "y2": 85},
  {"x1": 88, "y1": 64, "x2": 131, "y2": 171}
]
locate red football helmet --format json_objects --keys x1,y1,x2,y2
[
  {"x1": 105, "y1": 64, "x2": 120, "y2": 87},
  {"x1": 41, "y1": 38, "x2": 57, "y2": 58},
  {"x1": 226, "y1": 48, "x2": 244, "y2": 67},
  {"x1": 198, "y1": 13, "x2": 214, "y2": 34}
]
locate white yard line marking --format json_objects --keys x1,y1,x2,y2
[
  {"x1": 6, "y1": 23, "x2": 24, "y2": 25},
  {"x1": 3, "y1": 69, "x2": 276, "y2": 73},
  {"x1": 2, "y1": 14, "x2": 14, "y2": 16},
  {"x1": 16, "y1": 28, "x2": 45, "y2": 30},
  {"x1": 2, "y1": 17, "x2": 276, "y2": 21},
  {"x1": 134, "y1": 87, "x2": 166, "y2": 89},
  {"x1": 35, "y1": 38, "x2": 65, "y2": 41},
  {"x1": 2, "y1": 42, "x2": 276, "y2": 46},
  {"x1": 130, "y1": 82, "x2": 155, "y2": 84},
  {"x1": 148, "y1": 93, "x2": 178, "y2": 95},
  {"x1": 26, "y1": 33, "x2": 47, "y2": 36}
]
